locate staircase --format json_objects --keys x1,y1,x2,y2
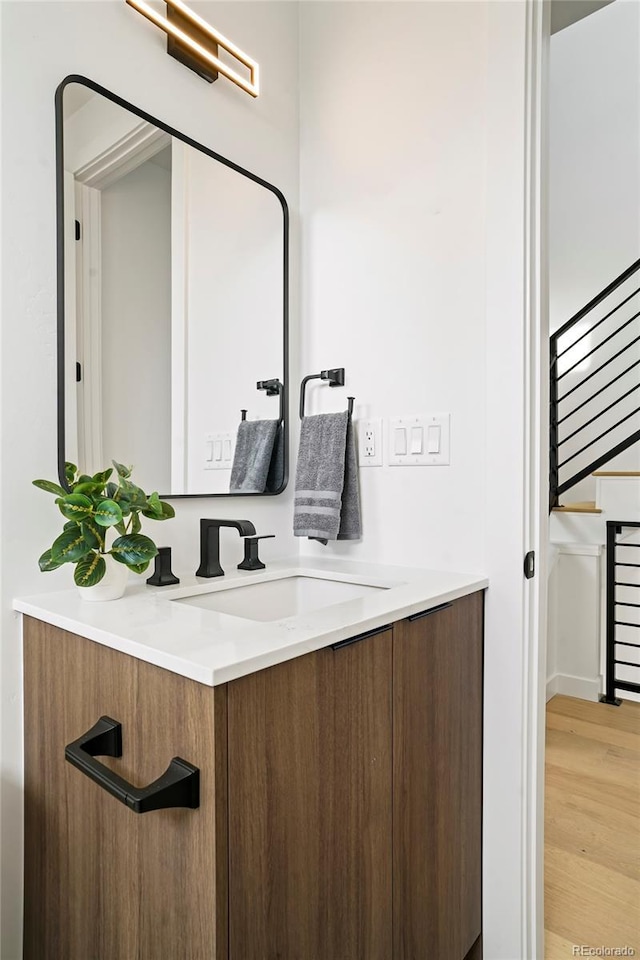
[
  {"x1": 550, "y1": 257, "x2": 640, "y2": 510},
  {"x1": 550, "y1": 470, "x2": 640, "y2": 545},
  {"x1": 549, "y1": 266, "x2": 640, "y2": 703}
]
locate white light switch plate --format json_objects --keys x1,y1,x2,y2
[
  {"x1": 357, "y1": 418, "x2": 383, "y2": 467},
  {"x1": 204, "y1": 432, "x2": 235, "y2": 470},
  {"x1": 388, "y1": 415, "x2": 450, "y2": 466}
]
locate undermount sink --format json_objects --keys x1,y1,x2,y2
[{"x1": 170, "y1": 574, "x2": 391, "y2": 622}]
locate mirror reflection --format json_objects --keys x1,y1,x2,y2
[{"x1": 58, "y1": 78, "x2": 288, "y2": 497}]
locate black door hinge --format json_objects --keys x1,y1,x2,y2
[
  {"x1": 76, "y1": 362, "x2": 82, "y2": 383},
  {"x1": 524, "y1": 551, "x2": 535, "y2": 580},
  {"x1": 75, "y1": 220, "x2": 81, "y2": 241}
]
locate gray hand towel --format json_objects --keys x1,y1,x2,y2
[
  {"x1": 337, "y1": 418, "x2": 362, "y2": 541},
  {"x1": 265, "y1": 421, "x2": 285, "y2": 493},
  {"x1": 230, "y1": 419, "x2": 279, "y2": 494},
  {"x1": 294, "y1": 412, "x2": 362, "y2": 543}
]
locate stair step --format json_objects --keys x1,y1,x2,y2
[
  {"x1": 552, "y1": 501, "x2": 603, "y2": 514},
  {"x1": 592, "y1": 471, "x2": 640, "y2": 477}
]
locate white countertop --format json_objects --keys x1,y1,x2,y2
[{"x1": 14, "y1": 557, "x2": 487, "y2": 686}]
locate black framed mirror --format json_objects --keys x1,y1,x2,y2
[{"x1": 55, "y1": 75, "x2": 288, "y2": 498}]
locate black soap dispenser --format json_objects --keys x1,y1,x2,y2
[{"x1": 146, "y1": 547, "x2": 180, "y2": 586}]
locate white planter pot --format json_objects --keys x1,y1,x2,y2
[{"x1": 77, "y1": 553, "x2": 129, "y2": 602}]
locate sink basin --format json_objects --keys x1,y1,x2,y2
[{"x1": 170, "y1": 574, "x2": 390, "y2": 622}]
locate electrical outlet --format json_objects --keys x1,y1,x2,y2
[{"x1": 357, "y1": 418, "x2": 383, "y2": 467}]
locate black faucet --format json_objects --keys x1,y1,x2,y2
[{"x1": 195, "y1": 519, "x2": 257, "y2": 578}]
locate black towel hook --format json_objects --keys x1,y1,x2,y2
[
  {"x1": 241, "y1": 378, "x2": 284, "y2": 424},
  {"x1": 299, "y1": 368, "x2": 355, "y2": 420}
]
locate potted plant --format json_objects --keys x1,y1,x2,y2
[{"x1": 33, "y1": 461, "x2": 175, "y2": 600}]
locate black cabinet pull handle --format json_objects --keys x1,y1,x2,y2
[
  {"x1": 407, "y1": 601, "x2": 453, "y2": 622},
  {"x1": 331, "y1": 624, "x2": 391, "y2": 650},
  {"x1": 65, "y1": 716, "x2": 200, "y2": 814}
]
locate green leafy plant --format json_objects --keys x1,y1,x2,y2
[{"x1": 33, "y1": 461, "x2": 175, "y2": 588}]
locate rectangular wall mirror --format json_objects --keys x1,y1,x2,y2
[{"x1": 56, "y1": 75, "x2": 288, "y2": 498}]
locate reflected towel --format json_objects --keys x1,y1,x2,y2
[
  {"x1": 294, "y1": 412, "x2": 362, "y2": 543},
  {"x1": 265, "y1": 421, "x2": 285, "y2": 494},
  {"x1": 230, "y1": 419, "x2": 280, "y2": 494}
]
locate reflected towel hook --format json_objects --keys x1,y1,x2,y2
[
  {"x1": 241, "y1": 378, "x2": 284, "y2": 424},
  {"x1": 299, "y1": 368, "x2": 355, "y2": 420}
]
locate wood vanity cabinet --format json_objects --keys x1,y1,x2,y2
[{"x1": 23, "y1": 590, "x2": 483, "y2": 960}]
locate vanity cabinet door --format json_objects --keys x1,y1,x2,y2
[
  {"x1": 393, "y1": 592, "x2": 484, "y2": 960},
  {"x1": 23, "y1": 618, "x2": 228, "y2": 960},
  {"x1": 226, "y1": 628, "x2": 393, "y2": 960}
]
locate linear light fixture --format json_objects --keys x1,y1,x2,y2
[{"x1": 126, "y1": 0, "x2": 259, "y2": 98}]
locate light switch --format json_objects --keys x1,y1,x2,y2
[
  {"x1": 427, "y1": 425, "x2": 441, "y2": 454},
  {"x1": 388, "y1": 414, "x2": 450, "y2": 466},
  {"x1": 204, "y1": 432, "x2": 235, "y2": 470},
  {"x1": 394, "y1": 427, "x2": 407, "y2": 455}
]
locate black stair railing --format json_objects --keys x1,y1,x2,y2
[
  {"x1": 550, "y1": 258, "x2": 640, "y2": 508},
  {"x1": 601, "y1": 520, "x2": 640, "y2": 706}
]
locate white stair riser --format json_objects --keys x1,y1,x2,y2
[{"x1": 595, "y1": 476, "x2": 640, "y2": 516}]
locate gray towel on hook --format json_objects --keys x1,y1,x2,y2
[
  {"x1": 294, "y1": 411, "x2": 362, "y2": 543},
  {"x1": 230, "y1": 419, "x2": 280, "y2": 494},
  {"x1": 265, "y1": 421, "x2": 285, "y2": 493}
]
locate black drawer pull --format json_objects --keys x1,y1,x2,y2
[
  {"x1": 407, "y1": 601, "x2": 453, "y2": 622},
  {"x1": 65, "y1": 716, "x2": 200, "y2": 814},
  {"x1": 331, "y1": 624, "x2": 391, "y2": 650}
]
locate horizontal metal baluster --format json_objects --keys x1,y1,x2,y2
[
  {"x1": 558, "y1": 406, "x2": 640, "y2": 467},
  {"x1": 556, "y1": 428, "x2": 640, "y2": 494},
  {"x1": 558, "y1": 382, "x2": 640, "y2": 446},
  {"x1": 557, "y1": 358, "x2": 640, "y2": 424},
  {"x1": 558, "y1": 309, "x2": 640, "y2": 380},
  {"x1": 557, "y1": 333, "x2": 640, "y2": 404},
  {"x1": 556, "y1": 285, "x2": 640, "y2": 360}
]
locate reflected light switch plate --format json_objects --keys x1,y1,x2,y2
[{"x1": 204, "y1": 432, "x2": 235, "y2": 470}]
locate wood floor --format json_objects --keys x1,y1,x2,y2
[{"x1": 545, "y1": 695, "x2": 640, "y2": 959}]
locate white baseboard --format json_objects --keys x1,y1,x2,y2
[{"x1": 546, "y1": 673, "x2": 600, "y2": 702}]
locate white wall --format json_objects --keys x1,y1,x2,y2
[
  {"x1": 550, "y1": 1, "x2": 640, "y2": 500},
  {"x1": 299, "y1": 1, "x2": 488, "y2": 573},
  {"x1": 299, "y1": 4, "x2": 538, "y2": 957},
  {"x1": 547, "y1": 546, "x2": 559, "y2": 696},
  {"x1": 546, "y1": 545, "x2": 603, "y2": 701},
  {"x1": 0, "y1": 4, "x2": 299, "y2": 956}
]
